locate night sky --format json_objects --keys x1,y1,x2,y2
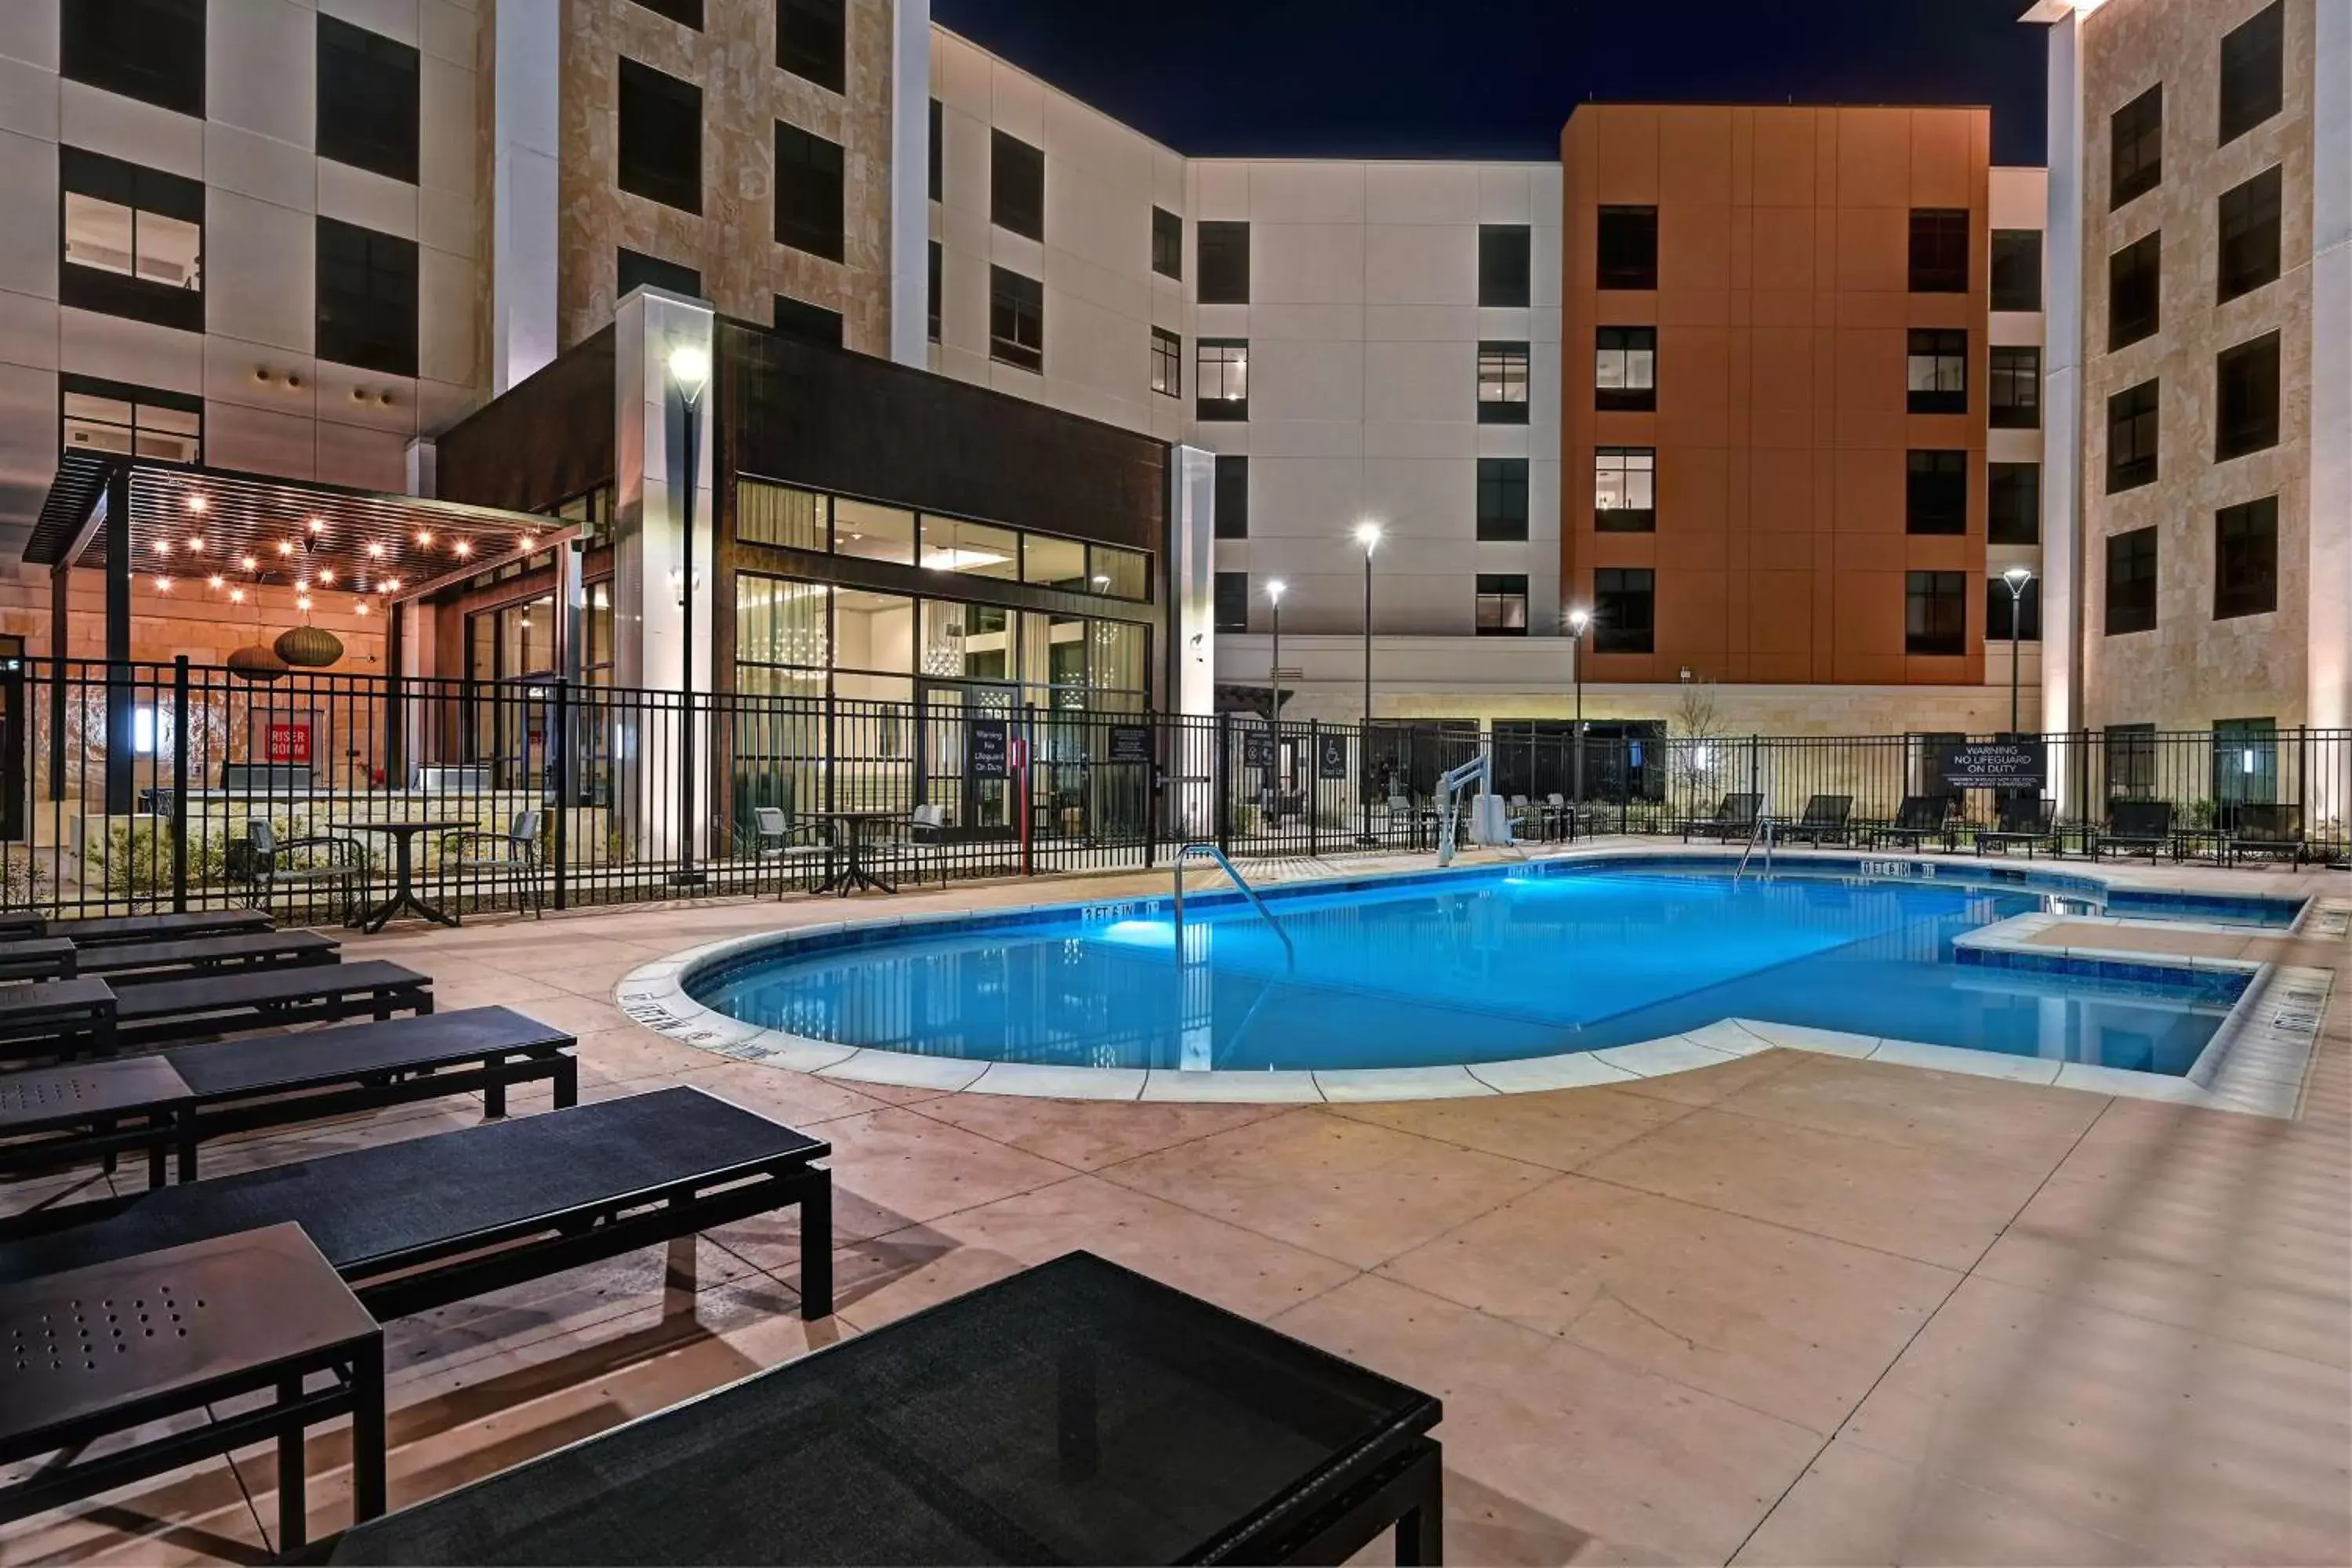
[{"x1": 931, "y1": 0, "x2": 2052, "y2": 168}]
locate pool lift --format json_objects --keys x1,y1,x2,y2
[{"x1": 1433, "y1": 748, "x2": 1523, "y2": 868}]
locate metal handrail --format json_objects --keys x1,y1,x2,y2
[
  {"x1": 1172, "y1": 842, "x2": 1296, "y2": 968},
  {"x1": 1734, "y1": 814, "x2": 1777, "y2": 882}
]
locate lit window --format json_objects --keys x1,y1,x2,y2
[
  {"x1": 1594, "y1": 448, "x2": 1654, "y2": 532},
  {"x1": 988, "y1": 265, "x2": 1043, "y2": 372},
  {"x1": 1906, "y1": 329, "x2": 1966, "y2": 414},
  {"x1": 1150, "y1": 326, "x2": 1181, "y2": 398},
  {"x1": 60, "y1": 374, "x2": 201, "y2": 464},
  {"x1": 1475, "y1": 574, "x2": 1528, "y2": 637},
  {"x1": 1595, "y1": 327, "x2": 1654, "y2": 412},
  {"x1": 1477, "y1": 342, "x2": 1530, "y2": 424},
  {"x1": 1197, "y1": 339, "x2": 1247, "y2": 421}
]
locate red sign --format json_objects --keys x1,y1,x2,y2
[{"x1": 266, "y1": 722, "x2": 313, "y2": 764}]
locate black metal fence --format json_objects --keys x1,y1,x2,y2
[{"x1": 6, "y1": 657, "x2": 2343, "y2": 921}]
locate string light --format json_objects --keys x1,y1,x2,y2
[
  {"x1": 296, "y1": 595, "x2": 313, "y2": 612},
  {"x1": 415, "y1": 529, "x2": 433, "y2": 546},
  {"x1": 452, "y1": 539, "x2": 472, "y2": 558},
  {"x1": 183, "y1": 495, "x2": 206, "y2": 515},
  {"x1": 207, "y1": 574, "x2": 224, "y2": 590},
  {"x1": 276, "y1": 540, "x2": 295, "y2": 557},
  {"x1": 318, "y1": 567, "x2": 335, "y2": 584},
  {"x1": 229, "y1": 587, "x2": 246, "y2": 604},
  {"x1": 354, "y1": 601, "x2": 371, "y2": 617},
  {"x1": 241, "y1": 555, "x2": 259, "y2": 572},
  {"x1": 153, "y1": 575, "x2": 172, "y2": 591},
  {"x1": 366, "y1": 541, "x2": 386, "y2": 559},
  {"x1": 152, "y1": 539, "x2": 170, "y2": 555},
  {"x1": 382, "y1": 577, "x2": 402, "y2": 592},
  {"x1": 186, "y1": 536, "x2": 205, "y2": 553},
  {"x1": 306, "y1": 517, "x2": 325, "y2": 536}
]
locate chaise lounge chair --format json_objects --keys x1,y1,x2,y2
[
  {"x1": 1974, "y1": 796, "x2": 2060, "y2": 858},
  {"x1": 1870, "y1": 795, "x2": 1956, "y2": 852},
  {"x1": 2227, "y1": 803, "x2": 2305, "y2": 868},
  {"x1": 0, "y1": 1086, "x2": 833, "y2": 1321},
  {"x1": 1777, "y1": 794, "x2": 1854, "y2": 847},
  {"x1": 0, "y1": 929, "x2": 339, "y2": 983},
  {"x1": 109, "y1": 959, "x2": 432, "y2": 1048},
  {"x1": 2092, "y1": 798, "x2": 2175, "y2": 862},
  {"x1": 0, "y1": 909, "x2": 273, "y2": 947},
  {"x1": 1679, "y1": 793, "x2": 1764, "y2": 842}
]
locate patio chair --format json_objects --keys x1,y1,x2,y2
[
  {"x1": 440, "y1": 810, "x2": 546, "y2": 919},
  {"x1": 1869, "y1": 795, "x2": 1955, "y2": 852},
  {"x1": 1974, "y1": 795, "x2": 2059, "y2": 858},
  {"x1": 1678, "y1": 793, "x2": 1763, "y2": 842},
  {"x1": 241, "y1": 818, "x2": 368, "y2": 928},
  {"x1": 2092, "y1": 799, "x2": 2176, "y2": 862},
  {"x1": 753, "y1": 806, "x2": 834, "y2": 896},
  {"x1": 1777, "y1": 794, "x2": 1853, "y2": 847},
  {"x1": 882, "y1": 804, "x2": 949, "y2": 887},
  {"x1": 2227, "y1": 802, "x2": 2305, "y2": 868}
]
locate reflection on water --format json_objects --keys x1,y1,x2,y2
[{"x1": 695, "y1": 869, "x2": 2243, "y2": 1075}]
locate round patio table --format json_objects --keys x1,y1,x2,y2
[{"x1": 329, "y1": 820, "x2": 471, "y2": 932}]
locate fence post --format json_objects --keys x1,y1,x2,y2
[
  {"x1": 1308, "y1": 721, "x2": 1321, "y2": 858},
  {"x1": 551, "y1": 678, "x2": 572, "y2": 912},
  {"x1": 169, "y1": 655, "x2": 188, "y2": 913},
  {"x1": 1214, "y1": 713, "x2": 1229, "y2": 854},
  {"x1": 1748, "y1": 734, "x2": 1760, "y2": 800}
]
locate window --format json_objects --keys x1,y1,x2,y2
[
  {"x1": 1197, "y1": 339, "x2": 1247, "y2": 420},
  {"x1": 1986, "y1": 576, "x2": 2042, "y2": 642},
  {"x1": 2106, "y1": 528, "x2": 2158, "y2": 634},
  {"x1": 59, "y1": 147, "x2": 204, "y2": 332},
  {"x1": 1150, "y1": 326, "x2": 1181, "y2": 397},
  {"x1": 1475, "y1": 575, "x2": 1529, "y2": 637},
  {"x1": 834, "y1": 499, "x2": 915, "y2": 564},
  {"x1": 1596, "y1": 206, "x2": 1657, "y2": 290},
  {"x1": 2219, "y1": 2, "x2": 2284, "y2": 146},
  {"x1": 1987, "y1": 462, "x2": 2040, "y2": 545},
  {"x1": 2106, "y1": 724, "x2": 2158, "y2": 798},
  {"x1": 1908, "y1": 209, "x2": 1969, "y2": 292},
  {"x1": 1904, "y1": 572, "x2": 1967, "y2": 655},
  {"x1": 991, "y1": 131, "x2": 1044, "y2": 241},
  {"x1": 2212, "y1": 716, "x2": 2278, "y2": 808},
  {"x1": 2216, "y1": 331, "x2": 2280, "y2": 460},
  {"x1": 737, "y1": 481, "x2": 826, "y2": 550},
  {"x1": 922, "y1": 517, "x2": 1019, "y2": 580},
  {"x1": 2107, "y1": 379, "x2": 2160, "y2": 492},
  {"x1": 2214, "y1": 495, "x2": 2278, "y2": 619},
  {"x1": 315, "y1": 217, "x2": 417, "y2": 377},
  {"x1": 2111, "y1": 84, "x2": 2162, "y2": 209},
  {"x1": 1021, "y1": 534, "x2": 1083, "y2": 588},
  {"x1": 1214, "y1": 572, "x2": 1249, "y2": 633},
  {"x1": 1906, "y1": 329, "x2": 1966, "y2": 414},
  {"x1": 776, "y1": 0, "x2": 845, "y2": 93},
  {"x1": 771, "y1": 294, "x2": 841, "y2": 347},
  {"x1": 1593, "y1": 568, "x2": 1654, "y2": 654},
  {"x1": 927, "y1": 100, "x2": 942, "y2": 201},
  {"x1": 1988, "y1": 346, "x2": 2040, "y2": 430},
  {"x1": 619, "y1": 247, "x2": 699, "y2": 298},
  {"x1": 1906, "y1": 450, "x2": 1969, "y2": 535},
  {"x1": 1595, "y1": 327, "x2": 1656, "y2": 412},
  {"x1": 988, "y1": 266, "x2": 1043, "y2": 372},
  {"x1": 2218, "y1": 167, "x2": 2282, "y2": 303},
  {"x1": 1476, "y1": 458, "x2": 1529, "y2": 541},
  {"x1": 927, "y1": 241, "x2": 940, "y2": 341},
  {"x1": 1198, "y1": 221, "x2": 1250, "y2": 304},
  {"x1": 1214, "y1": 456, "x2": 1248, "y2": 539},
  {"x1": 1477, "y1": 341, "x2": 1530, "y2": 424},
  {"x1": 62, "y1": 0, "x2": 204, "y2": 118},
  {"x1": 317, "y1": 17, "x2": 419, "y2": 184},
  {"x1": 1594, "y1": 448, "x2": 1654, "y2": 532},
  {"x1": 60, "y1": 373, "x2": 201, "y2": 464},
  {"x1": 2107, "y1": 232, "x2": 2160, "y2": 349},
  {"x1": 631, "y1": 0, "x2": 702, "y2": 25},
  {"x1": 774, "y1": 122, "x2": 844, "y2": 260},
  {"x1": 1152, "y1": 207, "x2": 1181, "y2": 280},
  {"x1": 1990, "y1": 230, "x2": 2042, "y2": 312},
  {"x1": 617, "y1": 58, "x2": 701, "y2": 215},
  {"x1": 1479, "y1": 225, "x2": 1531, "y2": 307}
]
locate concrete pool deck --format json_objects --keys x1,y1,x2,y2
[{"x1": 2, "y1": 839, "x2": 2346, "y2": 1565}]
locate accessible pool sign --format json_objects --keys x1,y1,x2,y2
[
  {"x1": 1316, "y1": 732, "x2": 1349, "y2": 779},
  {"x1": 1934, "y1": 740, "x2": 2046, "y2": 790}
]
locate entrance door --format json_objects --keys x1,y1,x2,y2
[{"x1": 919, "y1": 681, "x2": 1016, "y2": 839}]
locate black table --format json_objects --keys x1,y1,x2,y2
[
  {"x1": 0, "y1": 978, "x2": 118, "y2": 1065},
  {"x1": 0, "y1": 1053, "x2": 194, "y2": 1187},
  {"x1": 802, "y1": 809, "x2": 904, "y2": 896},
  {"x1": 0, "y1": 935, "x2": 78, "y2": 979},
  {"x1": 326, "y1": 1250, "x2": 1443, "y2": 1565},
  {"x1": 330, "y1": 820, "x2": 470, "y2": 931},
  {"x1": 0, "y1": 1223, "x2": 386, "y2": 1552}
]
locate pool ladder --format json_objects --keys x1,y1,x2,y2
[
  {"x1": 1735, "y1": 815, "x2": 1777, "y2": 883},
  {"x1": 1172, "y1": 843, "x2": 1295, "y2": 968}
]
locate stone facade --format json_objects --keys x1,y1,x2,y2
[
  {"x1": 2077, "y1": 0, "x2": 2316, "y2": 731},
  {"x1": 556, "y1": 0, "x2": 896, "y2": 355}
]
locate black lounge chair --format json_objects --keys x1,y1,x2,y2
[
  {"x1": 110, "y1": 959, "x2": 431, "y2": 1047},
  {"x1": 0, "y1": 1006, "x2": 578, "y2": 1187},
  {"x1": 1871, "y1": 794, "x2": 1956, "y2": 851},
  {"x1": 0, "y1": 979, "x2": 118, "y2": 1065},
  {"x1": 0, "y1": 1086, "x2": 833, "y2": 1321},
  {"x1": 1974, "y1": 795, "x2": 2059, "y2": 858},
  {"x1": 0, "y1": 909, "x2": 272, "y2": 947},
  {"x1": 0, "y1": 929, "x2": 339, "y2": 984},
  {"x1": 2092, "y1": 798, "x2": 2175, "y2": 862},
  {"x1": 1679, "y1": 793, "x2": 1764, "y2": 842},
  {"x1": 2228, "y1": 803, "x2": 2305, "y2": 867},
  {"x1": 1777, "y1": 794, "x2": 1853, "y2": 846}
]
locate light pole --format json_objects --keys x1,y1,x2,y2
[
  {"x1": 2001, "y1": 565, "x2": 2035, "y2": 735},
  {"x1": 1566, "y1": 606, "x2": 1591, "y2": 813},
  {"x1": 1265, "y1": 579, "x2": 1286, "y2": 722},
  {"x1": 668, "y1": 342, "x2": 710, "y2": 887},
  {"x1": 1354, "y1": 522, "x2": 1381, "y2": 846}
]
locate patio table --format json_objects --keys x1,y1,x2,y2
[
  {"x1": 328, "y1": 819, "x2": 471, "y2": 931},
  {"x1": 800, "y1": 808, "x2": 905, "y2": 896},
  {"x1": 326, "y1": 1250, "x2": 1444, "y2": 1565}
]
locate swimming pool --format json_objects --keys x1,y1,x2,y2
[{"x1": 684, "y1": 861, "x2": 2301, "y2": 1080}]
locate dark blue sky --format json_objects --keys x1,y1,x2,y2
[{"x1": 931, "y1": 0, "x2": 2051, "y2": 167}]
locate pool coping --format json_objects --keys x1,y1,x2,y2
[{"x1": 616, "y1": 854, "x2": 2335, "y2": 1119}]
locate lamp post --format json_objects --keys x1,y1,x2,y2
[
  {"x1": 1354, "y1": 523, "x2": 1381, "y2": 847},
  {"x1": 1265, "y1": 579, "x2": 1286, "y2": 722},
  {"x1": 1566, "y1": 606, "x2": 1591, "y2": 812},
  {"x1": 668, "y1": 342, "x2": 710, "y2": 887},
  {"x1": 2001, "y1": 565, "x2": 2035, "y2": 735}
]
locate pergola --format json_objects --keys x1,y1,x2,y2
[{"x1": 24, "y1": 452, "x2": 574, "y2": 811}]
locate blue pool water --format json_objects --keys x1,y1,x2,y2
[{"x1": 691, "y1": 864, "x2": 2285, "y2": 1077}]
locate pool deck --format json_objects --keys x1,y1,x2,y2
[{"x1": 4, "y1": 840, "x2": 2347, "y2": 1565}]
